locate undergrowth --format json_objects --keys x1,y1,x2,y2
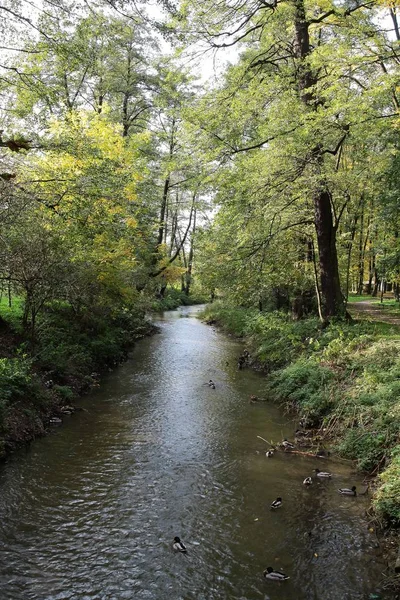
[
  {"x1": 151, "y1": 288, "x2": 207, "y2": 311},
  {"x1": 0, "y1": 298, "x2": 154, "y2": 457}
]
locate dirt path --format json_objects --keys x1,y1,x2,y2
[{"x1": 348, "y1": 298, "x2": 400, "y2": 326}]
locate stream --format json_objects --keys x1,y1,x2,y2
[{"x1": 0, "y1": 305, "x2": 394, "y2": 600}]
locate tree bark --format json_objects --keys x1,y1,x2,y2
[
  {"x1": 184, "y1": 208, "x2": 196, "y2": 295},
  {"x1": 357, "y1": 199, "x2": 365, "y2": 295},
  {"x1": 313, "y1": 188, "x2": 343, "y2": 317},
  {"x1": 293, "y1": 0, "x2": 344, "y2": 320}
]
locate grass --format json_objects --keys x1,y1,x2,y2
[
  {"x1": 346, "y1": 294, "x2": 375, "y2": 303},
  {"x1": 0, "y1": 295, "x2": 24, "y2": 332}
]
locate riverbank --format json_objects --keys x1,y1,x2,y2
[
  {"x1": 202, "y1": 302, "x2": 400, "y2": 528},
  {"x1": 0, "y1": 299, "x2": 156, "y2": 459}
]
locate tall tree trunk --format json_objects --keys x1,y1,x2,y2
[
  {"x1": 184, "y1": 208, "x2": 196, "y2": 296},
  {"x1": 313, "y1": 188, "x2": 343, "y2": 317},
  {"x1": 294, "y1": 0, "x2": 344, "y2": 320},
  {"x1": 356, "y1": 198, "x2": 365, "y2": 295},
  {"x1": 344, "y1": 206, "x2": 359, "y2": 300},
  {"x1": 366, "y1": 251, "x2": 373, "y2": 295},
  {"x1": 157, "y1": 121, "x2": 176, "y2": 249},
  {"x1": 158, "y1": 176, "x2": 170, "y2": 247},
  {"x1": 372, "y1": 268, "x2": 379, "y2": 297},
  {"x1": 390, "y1": 7, "x2": 400, "y2": 41}
]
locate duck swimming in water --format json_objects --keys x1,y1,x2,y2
[
  {"x1": 208, "y1": 380, "x2": 216, "y2": 389},
  {"x1": 263, "y1": 567, "x2": 290, "y2": 581},
  {"x1": 303, "y1": 477, "x2": 312, "y2": 485},
  {"x1": 338, "y1": 486, "x2": 357, "y2": 496},
  {"x1": 281, "y1": 438, "x2": 295, "y2": 450},
  {"x1": 266, "y1": 450, "x2": 274, "y2": 457},
  {"x1": 172, "y1": 537, "x2": 187, "y2": 552},
  {"x1": 270, "y1": 497, "x2": 282, "y2": 509},
  {"x1": 314, "y1": 468, "x2": 332, "y2": 478}
]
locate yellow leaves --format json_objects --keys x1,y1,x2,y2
[
  {"x1": 375, "y1": 0, "x2": 400, "y2": 7},
  {"x1": 125, "y1": 217, "x2": 138, "y2": 229},
  {"x1": 47, "y1": 108, "x2": 135, "y2": 166},
  {"x1": 162, "y1": 264, "x2": 186, "y2": 283}
]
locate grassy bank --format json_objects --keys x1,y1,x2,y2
[
  {"x1": 202, "y1": 302, "x2": 400, "y2": 525},
  {"x1": 0, "y1": 297, "x2": 155, "y2": 458}
]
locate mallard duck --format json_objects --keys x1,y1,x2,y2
[
  {"x1": 303, "y1": 477, "x2": 312, "y2": 485},
  {"x1": 270, "y1": 497, "x2": 282, "y2": 509},
  {"x1": 295, "y1": 429, "x2": 308, "y2": 438},
  {"x1": 263, "y1": 567, "x2": 289, "y2": 581},
  {"x1": 281, "y1": 438, "x2": 295, "y2": 450},
  {"x1": 338, "y1": 486, "x2": 357, "y2": 496},
  {"x1": 172, "y1": 536, "x2": 187, "y2": 552},
  {"x1": 314, "y1": 468, "x2": 332, "y2": 478},
  {"x1": 266, "y1": 450, "x2": 274, "y2": 457}
]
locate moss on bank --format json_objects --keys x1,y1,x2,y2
[{"x1": 202, "y1": 302, "x2": 400, "y2": 525}]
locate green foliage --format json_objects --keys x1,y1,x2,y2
[
  {"x1": 0, "y1": 357, "x2": 32, "y2": 401},
  {"x1": 373, "y1": 448, "x2": 400, "y2": 524},
  {"x1": 0, "y1": 357, "x2": 34, "y2": 430},
  {"x1": 0, "y1": 296, "x2": 24, "y2": 333},
  {"x1": 151, "y1": 288, "x2": 207, "y2": 311},
  {"x1": 269, "y1": 359, "x2": 334, "y2": 421},
  {"x1": 36, "y1": 303, "x2": 148, "y2": 378},
  {"x1": 202, "y1": 302, "x2": 256, "y2": 336},
  {"x1": 53, "y1": 385, "x2": 74, "y2": 401},
  {"x1": 202, "y1": 303, "x2": 322, "y2": 367}
]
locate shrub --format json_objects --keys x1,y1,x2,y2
[
  {"x1": 53, "y1": 385, "x2": 74, "y2": 401},
  {"x1": 0, "y1": 357, "x2": 34, "y2": 430},
  {"x1": 268, "y1": 358, "x2": 334, "y2": 421},
  {"x1": 373, "y1": 449, "x2": 400, "y2": 524}
]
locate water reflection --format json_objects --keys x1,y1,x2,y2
[{"x1": 0, "y1": 305, "x2": 392, "y2": 599}]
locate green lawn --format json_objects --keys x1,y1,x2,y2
[
  {"x1": 346, "y1": 294, "x2": 377, "y2": 303},
  {"x1": 0, "y1": 296, "x2": 24, "y2": 331}
]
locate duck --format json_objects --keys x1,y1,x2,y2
[
  {"x1": 338, "y1": 486, "x2": 357, "y2": 496},
  {"x1": 263, "y1": 567, "x2": 290, "y2": 581},
  {"x1": 303, "y1": 476, "x2": 312, "y2": 485},
  {"x1": 266, "y1": 449, "x2": 274, "y2": 458},
  {"x1": 314, "y1": 468, "x2": 332, "y2": 478},
  {"x1": 295, "y1": 429, "x2": 308, "y2": 438},
  {"x1": 281, "y1": 438, "x2": 295, "y2": 450},
  {"x1": 270, "y1": 497, "x2": 282, "y2": 509},
  {"x1": 208, "y1": 380, "x2": 216, "y2": 389},
  {"x1": 172, "y1": 536, "x2": 187, "y2": 552}
]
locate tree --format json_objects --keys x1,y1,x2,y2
[{"x1": 175, "y1": 0, "x2": 398, "y2": 319}]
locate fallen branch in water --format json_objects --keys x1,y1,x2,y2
[
  {"x1": 284, "y1": 449, "x2": 328, "y2": 458},
  {"x1": 257, "y1": 435, "x2": 275, "y2": 448}
]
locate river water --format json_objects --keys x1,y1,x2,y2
[{"x1": 0, "y1": 306, "x2": 394, "y2": 600}]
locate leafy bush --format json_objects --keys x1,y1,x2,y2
[
  {"x1": 373, "y1": 449, "x2": 400, "y2": 524},
  {"x1": 53, "y1": 385, "x2": 74, "y2": 401},
  {"x1": 36, "y1": 303, "x2": 149, "y2": 377},
  {"x1": 0, "y1": 357, "x2": 34, "y2": 430},
  {"x1": 269, "y1": 359, "x2": 334, "y2": 420},
  {"x1": 152, "y1": 288, "x2": 207, "y2": 312}
]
